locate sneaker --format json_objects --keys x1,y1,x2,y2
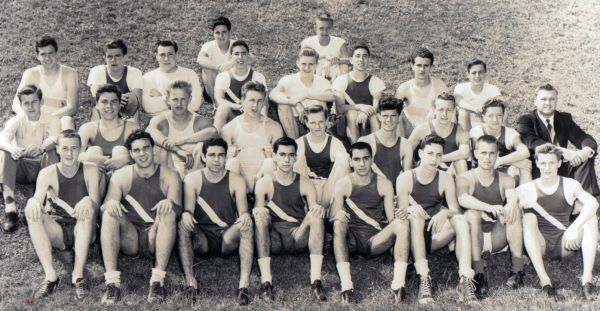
[
  {"x1": 237, "y1": 287, "x2": 250, "y2": 306},
  {"x1": 260, "y1": 282, "x2": 274, "y2": 301},
  {"x1": 474, "y1": 273, "x2": 488, "y2": 298},
  {"x1": 311, "y1": 280, "x2": 326, "y2": 301},
  {"x1": 417, "y1": 274, "x2": 434, "y2": 305},
  {"x1": 2, "y1": 211, "x2": 19, "y2": 233},
  {"x1": 582, "y1": 282, "x2": 596, "y2": 301},
  {"x1": 147, "y1": 282, "x2": 165, "y2": 303},
  {"x1": 505, "y1": 271, "x2": 525, "y2": 289},
  {"x1": 185, "y1": 286, "x2": 199, "y2": 302},
  {"x1": 458, "y1": 276, "x2": 478, "y2": 304},
  {"x1": 341, "y1": 289, "x2": 354, "y2": 304},
  {"x1": 33, "y1": 278, "x2": 60, "y2": 299},
  {"x1": 541, "y1": 284, "x2": 563, "y2": 301},
  {"x1": 101, "y1": 283, "x2": 121, "y2": 306},
  {"x1": 74, "y1": 278, "x2": 87, "y2": 300},
  {"x1": 392, "y1": 287, "x2": 407, "y2": 305}
]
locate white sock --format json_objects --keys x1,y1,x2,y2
[
  {"x1": 258, "y1": 257, "x2": 272, "y2": 284},
  {"x1": 150, "y1": 268, "x2": 166, "y2": 286},
  {"x1": 391, "y1": 261, "x2": 408, "y2": 291},
  {"x1": 459, "y1": 266, "x2": 475, "y2": 279},
  {"x1": 5, "y1": 202, "x2": 16, "y2": 213},
  {"x1": 104, "y1": 271, "x2": 121, "y2": 286},
  {"x1": 310, "y1": 254, "x2": 323, "y2": 284},
  {"x1": 414, "y1": 259, "x2": 430, "y2": 277},
  {"x1": 45, "y1": 268, "x2": 58, "y2": 282},
  {"x1": 336, "y1": 262, "x2": 353, "y2": 291},
  {"x1": 72, "y1": 272, "x2": 83, "y2": 284}
]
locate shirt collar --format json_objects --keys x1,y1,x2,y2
[{"x1": 536, "y1": 110, "x2": 554, "y2": 127}]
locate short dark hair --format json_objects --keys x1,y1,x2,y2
[
  {"x1": 202, "y1": 137, "x2": 228, "y2": 155},
  {"x1": 17, "y1": 85, "x2": 43, "y2": 103},
  {"x1": 298, "y1": 47, "x2": 319, "y2": 61},
  {"x1": 433, "y1": 92, "x2": 456, "y2": 108},
  {"x1": 35, "y1": 36, "x2": 58, "y2": 54},
  {"x1": 125, "y1": 130, "x2": 154, "y2": 151},
  {"x1": 230, "y1": 40, "x2": 249, "y2": 54},
  {"x1": 534, "y1": 143, "x2": 562, "y2": 161},
  {"x1": 536, "y1": 83, "x2": 558, "y2": 95},
  {"x1": 211, "y1": 16, "x2": 232, "y2": 31},
  {"x1": 57, "y1": 129, "x2": 82, "y2": 147},
  {"x1": 273, "y1": 137, "x2": 297, "y2": 153},
  {"x1": 349, "y1": 142, "x2": 372, "y2": 157},
  {"x1": 411, "y1": 47, "x2": 434, "y2": 65},
  {"x1": 419, "y1": 134, "x2": 445, "y2": 150},
  {"x1": 155, "y1": 40, "x2": 178, "y2": 53},
  {"x1": 352, "y1": 43, "x2": 370, "y2": 57},
  {"x1": 475, "y1": 134, "x2": 498, "y2": 149},
  {"x1": 104, "y1": 39, "x2": 128, "y2": 55},
  {"x1": 241, "y1": 81, "x2": 266, "y2": 98},
  {"x1": 95, "y1": 84, "x2": 122, "y2": 102},
  {"x1": 482, "y1": 97, "x2": 506, "y2": 115},
  {"x1": 378, "y1": 96, "x2": 403, "y2": 114},
  {"x1": 166, "y1": 80, "x2": 192, "y2": 99},
  {"x1": 316, "y1": 11, "x2": 333, "y2": 23},
  {"x1": 467, "y1": 59, "x2": 487, "y2": 72},
  {"x1": 302, "y1": 105, "x2": 328, "y2": 122}
]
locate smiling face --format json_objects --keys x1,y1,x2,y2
[
  {"x1": 213, "y1": 25, "x2": 230, "y2": 44},
  {"x1": 474, "y1": 141, "x2": 498, "y2": 170},
  {"x1": 202, "y1": 145, "x2": 227, "y2": 174},
  {"x1": 19, "y1": 93, "x2": 42, "y2": 120},
  {"x1": 96, "y1": 92, "x2": 120, "y2": 120},
  {"x1": 37, "y1": 45, "x2": 58, "y2": 69},
  {"x1": 351, "y1": 48, "x2": 369, "y2": 72},
  {"x1": 241, "y1": 90, "x2": 264, "y2": 117},
  {"x1": 418, "y1": 143, "x2": 443, "y2": 169},
  {"x1": 534, "y1": 89, "x2": 558, "y2": 118},
  {"x1": 105, "y1": 48, "x2": 125, "y2": 72},
  {"x1": 167, "y1": 88, "x2": 190, "y2": 116},
  {"x1": 378, "y1": 109, "x2": 400, "y2": 132},
  {"x1": 156, "y1": 45, "x2": 177, "y2": 71},
  {"x1": 433, "y1": 99, "x2": 456, "y2": 125},
  {"x1": 231, "y1": 45, "x2": 249, "y2": 69},
  {"x1": 129, "y1": 138, "x2": 154, "y2": 168},
  {"x1": 468, "y1": 64, "x2": 487, "y2": 86},
  {"x1": 350, "y1": 148, "x2": 373, "y2": 176},
  {"x1": 57, "y1": 137, "x2": 81, "y2": 167},
  {"x1": 297, "y1": 55, "x2": 317, "y2": 76},
  {"x1": 305, "y1": 110, "x2": 327, "y2": 137},
  {"x1": 274, "y1": 144, "x2": 297, "y2": 173}
]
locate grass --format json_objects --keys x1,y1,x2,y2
[{"x1": 1, "y1": 0, "x2": 600, "y2": 310}]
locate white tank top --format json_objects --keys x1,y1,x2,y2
[
  {"x1": 404, "y1": 78, "x2": 443, "y2": 126},
  {"x1": 302, "y1": 36, "x2": 346, "y2": 80},
  {"x1": 234, "y1": 118, "x2": 269, "y2": 188},
  {"x1": 165, "y1": 112, "x2": 196, "y2": 177},
  {"x1": 38, "y1": 65, "x2": 67, "y2": 114}
]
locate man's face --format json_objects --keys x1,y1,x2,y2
[
  {"x1": 475, "y1": 141, "x2": 498, "y2": 170},
  {"x1": 350, "y1": 48, "x2": 369, "y2": 71},
  {"x1": 202, "y1": 145, "x2": 226, "y2": 173},
  {"x1": 57, "y1": 137, "x2": 81, "y2": 167},
  {"x1": 156, "y1": 45, "x2": 177, "y2": 71},
  {"x1": 213, "y1": 25, "x2": 230, "y2": 43},
  {"x1": 315, "y1": 19, "x2": 332, "y2": 37},
  {"x1": 534, "y1": 90, "x2": 558, "y2": 117},
  {"x1": 297, "y1": 56, "x2": 317, "y2": 75},
  {"x1": 167, "y1": 88, "x2": 190, "y2": 116},
  {"x1": 37, "y1": 45, "x2": 58, "y2": 68},
  {"x1": 468, "y1": 64, "x2": 486, "y2": 85},
  {"x1": 433, "y1": 99, "x2": 455, "y2": 125},
  {"x1": 20, "y1": 93, "x2": 41, "y2": 119},
  {"x1": 105, "y1": 48, "x2": 125, "y2": 72},
  {"x1": 129, "y1": 138, "x2": 154, "y2": 168},
  {"x1": 97, "y1": 92, "x2": 120, "y2": 120},
  {"x1": 418, "y1": 143, "x2": 443, "y2": 169},
  {"x1": 350, "y1": 149, "x2": 373, "y2": 176},
  {"x1": 305, "y1": 111, "x2": 327, "y2": 136},
  {"x1": 231, "y1": 45, "x2": 249, "y2": 68},
  {"x1": 482, "y1": 106, "x2": 504, "y2": 130},
  {"x1": 274, "y1": 145, "x2": 297, "y2": 173},
  {"x1": 412, "y1": 57, "x2": 432, "y2": 79},
  {"x1": 241, "y1": 90, "x2": 264, "y2": 117},
  {"x1": 378, "y1": 109, "x2": 400, "y2": 132},
  {"x1": 536, "y1": 153, "x2": 560, "y2": 180}
]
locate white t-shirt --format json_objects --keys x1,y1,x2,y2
[
  {"x1": 277, "y1": 73, "x2": 331, "y2": 109},
  {"x1": 331, "y1": 73, "x2": 386, "y2": 99},
  {"x1": 197, "y1": 39, "x2": 236, "y2": 66},
  {"x1": 86, "y1": 65, "x2": 143, "y2": 91},
  {"x1": 214, "y1": 69, "x2": 267, "y2": 92},
  {"x1": 516, "y1": 178, "x2": 582, "y2": 208},
  {"x1": 301, "y1": 36, "x2": 346, "y2": 61},
  {"x1": 296, "y1": 134, "x2": 347, "y2": 162},
  {"x1": 470, "y1": 125, "x2": 520, "y2": 151},
  {"x1": 142, "y1": 66, "x2": 202, "y2": 115},
  {"x1": 454, "y1": 82, "x2": 501, "y2": 113},
  {"x1": 0, "y1": 113, "x2": 61, "y2": 153}
]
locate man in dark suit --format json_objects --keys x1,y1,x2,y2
[{"x1": 516, "y1": 84, "x2": 599, "y2": 198}]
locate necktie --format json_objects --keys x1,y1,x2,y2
[{"x1": 546, "y1": 119, "x2": 556, "y2": 144}]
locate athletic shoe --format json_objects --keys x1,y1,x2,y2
[
  {"x1": 392, "y1": 287, "x2": 406, "y2": 305},
  {"x1": 311, "y1": 280, "x2": 326, "y2": 301},
  {"x1": 474, "y1": 273, "x2": 488, "y2": 298},
  {"x1": 237, "y1": 287, "x2": 250, "y2": 306},
  {"x1": 185, "y1": 286, "x2": 198, "y2": 302},
  {"x1": 101, "y1": 284, "x2": 121, "y2": 306},
  {"x1": 458, "y1": 276, "x2": 478, "y2": 304},
  {"x1": 582, "y1": 283, "x2": 596, "y2": 301},
  {"x1": 147, "y1": 282, "x2": 165, "y2": 303},
  {"x1": 260, "y1": 282, "x2": 274, "y2": 301},
  {"x1": 341, "y1": 289, "x2": 354, "y2": 303},
  {"x1": 505, "y1": 271, "x2": 525, "y2": 289},
  {"x1": 417, "y1": 274, "x2": 434, "y2": 305},
  {"x1": 2, "y1": 211, "x2": 18, "y2": 233},
  {"x1": 74, "y1": 278, "x2": 87, "y2": 300},
  {"x1": 33, "y1": 278, "x2": 60, "y2": 299},
  {"x1": 541, "y1": 284, "x2": 563, "y2": 300}
]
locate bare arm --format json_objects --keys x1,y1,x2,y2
[
  {"x1": 84, "y1": 164, "x2": 102, "y2": 207},
  {"x1": 53, "y1": 68, "x2": 79, "y2": 117},
  {"x1": 496, "y1": 135, "x2": 530, "y2": 167},
  {"x1": 441, "y1": 172, "x2": 460, "y2": 216},
  {"x1": 329, "y1": 177, "x2": 351, "y2": 222},
  {"x1": 379, "y1": 177, "x2": 396, "y2": 222},
  {"x1": 400, "y1": 138, "x2": 413, "y2": 171},
  {"x1": 231, "y1": 173, "x2": 249, "y2": 215},
  {"x1": 441, "y1": 128, "x2": 470, "y2": 162},
  {"x1": 269, "y1": 80, "x2": 293, "y2": 106},
  {"x1": 456, "y1": 173, "x2": 495, "y2": 212}
]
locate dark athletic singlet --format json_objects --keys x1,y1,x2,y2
[
  {"x1": 106, "y1": 66, "x2": 130, "y2": 94},
  {"x1": 410, "y1": 170, "x2": 444, "y2": 217},
  {"x1": 533, "y1": 178, "x2": 573, "y2": 236},
  {"x1": 304, "y1": 136, "x2": 334, "y2": 178},
  {"x1": 373, "y1": 135, "x2": 402, "y2": 183},
  {"x1": 51, "y1": 164, "x2": 88, "y2": 219},
  {"x1": 345, "y1": 174, "x2": 386, "y2": 228},
  {"x1": 346, "y1": 75, "x2": 373, "y2": 105},
  {"x1": 225, "y1": 69, "x2": 254, "y2": 103},
  {"x1": 93, "y1": 121, "x2": 127, "y2": 157},
  {"x1": 483, "y1": 127, "x2": 510, "y2": 157},
  {"x1": 195, "y1": 171, "x2": 237, "y2": 227},
  {"x1": 121, "y1": 166, "x2": 166, "y2": 226},
  {"x1": 472, "y1": 171, "x2": 505, "y2": 231},
  {"x1": 270, "y1": 174, "x2": 305, "y2": 222},
  {"x1": 429, "y1": 122, "x2": 459, "y2": 155}
]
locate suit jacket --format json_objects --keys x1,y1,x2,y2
[{"x1": 516, "y1": 109, "x2": 597, "y2": 154}]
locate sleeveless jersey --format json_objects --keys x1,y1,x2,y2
[
  {"x1": 533, "y1": 178, "x2": 573, "y2": 235},
  {"x1": 51, "y1": 164, "x2": 88, "y2": 219},
  {"x1": 346, "y1": 174, "x2": 386, "y2": 227},
  {"x1": 235, "y1": 119, "x2": 269, "y2": 188},
  {"x1": 106, "y1": 66, "x2": 130, "y2": 94},
  {"x1": 121, "y1": 166, "x2": 166, "y2": 225},
  {"x1": 429, "y1": 122, "x2": 459, "y2": 155},
  {"x1": 303, "y1": 135, "x2": 333, "y2": 178},
  {"x1": 484, "y1": 126, "x2": 511, "y2": 157},
  {"x1": 225, "y1": 69, "x2": 254, "y2": 103},
  {"x1": 408, "y1": 79, "x2": 439, "y2": 111},
  {"x1": 270, "y1": 174, "x2": 305, "y2": 222},
  {"x1": 346, "y1": 75, "x2": 373, "y2": 105},
  {"x1": 195, "y1": 171, "x2": 238, "y2": 227},
  {"x1": 373, "y1": 135, "x2": 402, "y2": 183},
  {"x1": 38, "y1": 65, "x2": 67, "y2": 113},
  {"x1": 93, "y1": 121, "x2": 127, "y2": 157},
  {"x1": 472, "y1": 171, "x2": 504, "y2": 205},
  {"x1": 410, "y1": 170, "x2": 444, "y2": 217}
]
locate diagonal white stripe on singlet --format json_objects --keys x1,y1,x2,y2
[
  {"x1": 51, "y1": 198, "x2": 76, "y2": 217},
  {"x1": 125, "y1": 195, "x2": 155, "y2": 223},
  {"x1": 196, "y1": 197, "x2": 228, "y2": 228},
  {"x1": 226, "y1": 88, "x2": 241, "y2": 104},
  {"x1": 266, "y1": 201, "x2": 299, "y2": 223},
  {"x1": 528, "y1": 202, "x2": 567, "y2": 231},
  {"x1": 345, "y1": 198, "x2": 382, "y2": 230}
]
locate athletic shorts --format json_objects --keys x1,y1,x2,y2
[
  {"x1": 271, "y1": 221, "x2": 303, "y2": 254},
  {"x1": 481, "y1": 211, "x2": 497, "y2": 233},
  {"x1": 54, "y1": 217, "x2": 77, "y2": 251},
  {"x1": 195, "y1": 223, "x2": 229, "y2": 257},
  {"x1": 335, "y1": 113, "x2": 370, "y2": 138},
  {"x1": 348, "y1": 223, "x2": 380, "y2": 256},
  {"x1": 131, "y1": 223, "x2": 154, "y2": 258},
  {"x1": 542, "y1": 231, "x2": 564, "y2": 260}
]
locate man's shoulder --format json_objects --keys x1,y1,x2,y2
[
  {"x1": 79, "y1": 120, "x2": 98, "y2": 132},
  {"x1": 126, "y1": 66, "x2": 143, "y2": 76},
  {"x1": 89, "y1": 65, "x2": 106, "y2": 75},
  {"x1": 453, "y1": 82, "x2": 469, "y2": 93},
  {"x1": 175, "y1": 66, "x2": 198, "y2": 76},
  {"x1": 143, "y1": 68, "x2": 161, "y2": 79},
  {"x1": 554, "y1": 110, "x2": 574, "y2": 122}
]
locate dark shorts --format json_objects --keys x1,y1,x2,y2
[
  {"x1": 54, "y1": 217, "x2": 77, "y2": 251},
  {"x1": 348, "y1": 223, "x2": 380, "y2": 256},
  {"x1": 336, "y1": 113, "x2": 370, "y2": 138},
  {"x1": 271, "y1": 221, "x2": 303, "y2": 254},
  {"x1": 542, "y1": 231, "x2": 564, "y2": 260},
  {"x1": 195, "y1": 223, "x2": 229, "y2": 257},
  {"x1": 133, "y1": 223, "x2": 154, "y2": 258},
  {"x1": 482, "y1": 211, "x2": 497, "y2": 233},
  {"x1": 423, "y1": 221, "x2": 433, "y2": 255}
]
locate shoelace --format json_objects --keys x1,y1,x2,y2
[
  {"x1": 420, "y1": 276, "x2": 432, "y2": 297},
  {"x1": 106, "y1": 285, "x2": 117, "y2": 299},
  {"x1": 38, "y1": 280, "x2": 53, "y2": 296},
  {"x1": 465, "y1": 277, "x2": 477, "y2": 299}
]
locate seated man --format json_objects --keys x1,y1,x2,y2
[
  {"x1": 300, "y1": 11, "x2": 350, "y2": 81},
  {"x1": 143, "y1": 40, "x2": 203, "y2": 116},
  {"x1": 395, "y1": 48, "x2": 448, "y2": 137},
  {"x1": 147, "y1": 81, "x2": 217, "y2": 177},
  {"x1": 409, "y1": 93, "x2": 470, "y2": 174},
  {"x1": 397, "y1": 135, "x2": 476, "y2": 305},
  {"x1": 25, "y1": 130, "x2": 102, "y2": 300},
  {"x1": 79, "y1": 85, "x2": 139, "y2": 173},
  {"x1": 223, "y1": 81, "x2": 284, "y2": 192},
  {"x1": 332, "y1": 44, "x2": 386, "y2": 144},
  {"x1": 295, "y1": 105, "x2": 350, "y2": 208},
  {"x1": 87, "y1": 39, "x2": 143, "y2": 122},
  {"x1": 178, "y1": 138, "x2": 253, "y2": 305},
  {"x1": 213, "y1": 40, "x2": 267, "y2": 132},
  {"x1": 359, "y1": 97, "x2": 413, "y2": 183},
  {"x1": 517, "y1": 83, "x2": 599, "y2": 199},
  {"x1": 517, "y1": 143, "x2": 598, "y2": 299},
  {"x1": 453, "y1": 59, "x2": 502, "y2": 130},
  {"x1": 458, "y1": 135, "x2": 525, "y2": 299},
  {"x1": 100, "y1": 130, "x2": 182, "y2": 305},
  {"x1": 330, "y1": 142, "x2": 409, "y2": 304},
  {"x1": 470, "y1": 98, "x2": 531, "y2": 184},
  {"x1": 12, "y1": 36, "x2": 76, "y2": 129},
  {"x1": 270, "y1": 48, "x2": 334, "y2": 139},
  {"x1": 253, "y1": 137, "x2": 326, "y2": 302},
  {"x1": 0, "y1": 85, "x2": 61, "y2": 232}
]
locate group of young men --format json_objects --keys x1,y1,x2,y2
[{"x1": 1, "y1": 12, "x2": 600, "y2": 307}]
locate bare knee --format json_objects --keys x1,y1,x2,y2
[
  {"x1": 522, "y1": 213, "x2": 538, "y2": 228},
  {"x1": 333, "y1": 221, "x2": 348, "y2": 239},
  {"x1": 391, "y1": 218, "x2": 408, "y2": 233},
  {"x1": 158, "y1": 210, "x2": 177, "y2": 226},
  {"x1": 464, "y1": 209, "x2": 481, "y2": 225},
  {"x1": 451, "y1": 214, "x2": 468, "y2": 228},
  {"x1": 60, "y1": 116, "x2": 75, "y2": 130},
  {"x1": 112, "y1": 146, "x2": 128, "y2": 159}
]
